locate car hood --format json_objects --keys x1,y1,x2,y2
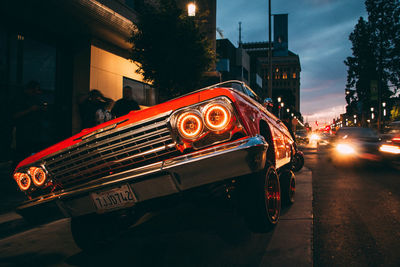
[{"x1": 16, "y1": 87, "x2": 238, "y2": 170}]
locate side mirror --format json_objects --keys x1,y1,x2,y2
[{"x1": 263, "y1": 98, "x2": 274, "y2": 109}]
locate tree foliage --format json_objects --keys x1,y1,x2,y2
[
  {"x1": 344, "y1": 0, "x2": 400, "y2": 116},
  {"x1": 129, "y1": 0, "x2": 215, "y2": 101}
]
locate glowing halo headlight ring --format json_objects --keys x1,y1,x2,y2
[
  {"x1": 177, "y1": 112, "x2": 203, "y2": 139},
  {"x1": 29, "y1": 167, "x2": 47, "y2": 187},
  {"x1": 204, "y1": 104, "x2": 231, "y2": 131},
  {"x1": 14, "y1": 172, "x2": 31, "y2": 191}
]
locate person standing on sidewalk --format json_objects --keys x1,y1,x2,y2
[{"x1": 111, "y1": 86, "x2": 140, "y2": 118}]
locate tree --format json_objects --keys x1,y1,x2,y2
[
  {"x1": 345, "y1": 17, "x2": 377, "y2": 107},
  {"x1": 365, "y1": 0, "x2": 399, "y2": 97},
  {"x1": 344, "y1": 0, "x2": 400, "y2": 125},
  {"x1": 129, "y1": 0, "x2": 215, "y2": 101}
]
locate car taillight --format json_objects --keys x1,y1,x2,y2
[
  {"x1": 177, "y1": 112, "x2": 203, "y2": 139},
  {"x1": 204, "y1": 104, "x2": 231, "y2": 131},
  {"x1": 29, "y1": 167, "x2": 47, "y2": 187},
  {"x1": 14, "y1": 172, "x2": 31, "y2": 191},
  {"x1": 392, "y1": 137, "x2": 400, "y2": 142}
]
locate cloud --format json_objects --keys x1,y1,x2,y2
[
  {"x1": 216, "y1": 0, "x2": 366, "y2": 123},
  {"x1": 303, "y1": 104, "x2": 346, "y2": 126}
]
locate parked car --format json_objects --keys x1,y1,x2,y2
[
  {"x1": 12, "y1": 80, "x2": 296, "y2": 250},
  {"x1": 330, "y1": 127, "x2": 382, "y2": 165}
]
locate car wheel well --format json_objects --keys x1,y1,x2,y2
[{"x1": 260, "y1": 120, "x2": 275, "y2": 165}]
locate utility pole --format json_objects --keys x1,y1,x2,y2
[
  {"x1": 268, "y1": 0, "x2": 272, "y2": 98},
  {"x1": 238, "y1": 22, "x2": 242, "y2": 47}
]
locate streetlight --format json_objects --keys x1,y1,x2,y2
[
  {"x1": 187, "y1": 2, "x2": 196, "y2": 16},
  {"x1": 353, "y1": 114, "x2": 357, "y2": 125},
  {"x1": 382, "y1": 102, "x2": 387, "y2": 117},
  {"x1": 277, "y1": 96, "x2": 281, "y2": 103},
  {"x1": 286, "y1": 108, "x2": 290, "y2": 113}
]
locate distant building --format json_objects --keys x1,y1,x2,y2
[
  {"x1": 242, "y1": 14, "x2": 301, "y2": 114},
  {"x1": 216, "y1": 39, "x2": 251, "y2": 85}
]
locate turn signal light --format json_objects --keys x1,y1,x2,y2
[
  {"x1": 29, "y1": 167, "x2": 47, "y2": 186},
  {"x1": 204, "y1": 104, "x2": 231, "y2": 131},
  {"x1": 14, "y1": 172, "x2": 31, "y2": 191},
  {"x1": 177, "y1": 112, "x2": 203, "y2": 139}
]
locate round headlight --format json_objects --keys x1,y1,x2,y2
[
  {"x1": 177, "y1": 112, "x2": 203, "y2": 139},
  {"x1": 14, "y1": 172, "x2": 31, "y2": 191},
  {"x1": 204, "y1": 104, "x2": 231, "y2": 131},
  {"x1": 29, "y1": 167, "x2": 47, "y2": 187}
]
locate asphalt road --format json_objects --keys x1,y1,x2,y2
[{"x1": 308, "y1": 145, "x2": 400, "y2": 266}]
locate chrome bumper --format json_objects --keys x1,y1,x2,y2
[{"x1": 17, "y1": 136, "x2": 268, "y2": 218}]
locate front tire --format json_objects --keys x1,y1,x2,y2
[{"x1": 239, "y1": 165, "x2": 281, "y2": 232}]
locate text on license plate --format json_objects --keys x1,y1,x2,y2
[{"x1": 91, "y1": 184, "x2": 136, "y2": 213}]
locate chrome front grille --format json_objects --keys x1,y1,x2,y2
[{"x1": 44, "y1": 113, "x2": 179, "y2": 189}]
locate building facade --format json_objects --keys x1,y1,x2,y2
[{"x1": 243, "y1": 14, "x2": 301, "y2": 115}]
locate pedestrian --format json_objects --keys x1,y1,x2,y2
[
  {"x1": 111, "y1": 86, "x2": 140, "y2": 118},
  {"x1": 12, "y1": 81, "x2": 49, "y2": 160},
  {"x1": 80, "y1": 89, "x2": 114, "y2": 129}
]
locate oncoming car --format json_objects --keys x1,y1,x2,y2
[
  {"x1": 12, "y1": 80, "x2": 296, "y2": 250},
  {"x1": 330, "y1": 127, "x2": 382, "y2": 164}
]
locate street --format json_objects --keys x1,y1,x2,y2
[
  {"x1": 1, "y1": 146, "x2": 399, "y2": 266},
  {"x1": 307, "y1": 145, "x2": 400, "y2": 266}
]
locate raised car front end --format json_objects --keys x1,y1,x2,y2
[{"x1": 13, "y1": 94, "x2": 269, "y2": 219}]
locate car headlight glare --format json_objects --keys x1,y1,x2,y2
[
  {"x1": 14, "y1": 172, "x2": 31, "y2": 191},
  {"x1": 177, "y1": 112, "x2": 203, "y2": 139},
  {"x1": 379, "y1": 144, "x2": 400, "y2": 154},
  {"x1": 29, "y1": 167, "x2": 47, "y2": 186},
  {"x1": 204, "y1": 104, "x2": 231, "y2": 131},
  {"x1": 336, "y1": 143, "x2": 355, "y2": 155}
]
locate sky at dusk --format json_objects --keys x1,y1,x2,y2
[{"x1": 216, "y1": 0, "x2": 367, "y2": 125}]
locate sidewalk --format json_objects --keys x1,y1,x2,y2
[{"x1": 261, "y1": 167, "x2": 313, "y2": 266}]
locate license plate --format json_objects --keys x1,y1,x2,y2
[{"x1": 91, "y1": 184, "x2": 136, "y2": 213}]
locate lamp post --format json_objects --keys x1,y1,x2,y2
[
  {"x1": 371, "y1": 107, "x2": 375, "y2": 120},
  {"x1": 279, "y1": 102, "x2": 284, "y2": 119},
  {"x1": 268, "y1": 0, "x2": 272, "y2": 98}
]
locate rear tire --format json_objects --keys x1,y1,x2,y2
[
  {"x1": 292, "y1": 152, "x2": 304, "y2": 172},
  {"x1": 239, "y1": 165, "x2": 281, "y2": 232},
  {"x1": 280, "y1": 169, "x2": 296, "y2": 206}
]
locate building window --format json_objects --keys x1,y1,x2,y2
[
  {"x1": 275, "y1": 68, "x2": 279, "y2": 73},
  {"x1": 282, "y1": 72, "x2": 287, "y2": 79},
  {"x1": 292, "y1": 72, "x2": 297, "y2": 79},
  {"x1": 123, "y1": 77, "x2": 155, "y2": 106}
]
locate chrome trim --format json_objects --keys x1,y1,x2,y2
[
  {"x1": 113, "y1": 143, "x2": 176, "y2": 163},
  {"x1": 17, "y1": 136, "x2": 268, "y2": 212}
]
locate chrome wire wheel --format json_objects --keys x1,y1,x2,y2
[{"x1": 265, "y1": 170, "x2": 280, "y2": 222}]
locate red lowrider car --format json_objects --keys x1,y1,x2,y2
[{"x1": 12, "y1": 81, "x2": 296, "y2": 250}]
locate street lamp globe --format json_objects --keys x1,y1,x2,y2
[
  {"x1": 187, "y1": 2, "x2": 196, "y2": 16},
  {"x1": 277, "y1": 97, "x2": 281, "y2": 103}
]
